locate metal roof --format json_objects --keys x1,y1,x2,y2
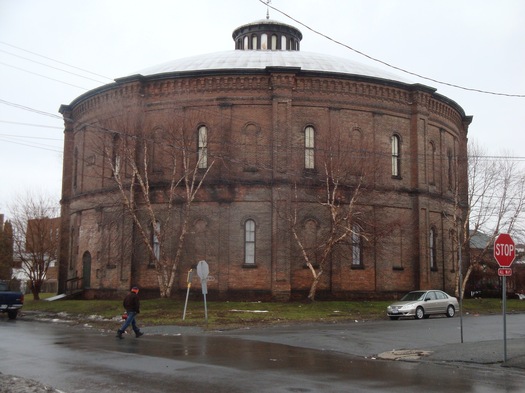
[{"x1": 138, "y1": 50, "x2": 410, "y2": 84}]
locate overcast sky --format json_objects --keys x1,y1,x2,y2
[{"x1": 1, "y1": 0, "x2": 524, "y2": 217}]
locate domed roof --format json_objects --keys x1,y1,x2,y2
[{"x1": 138, "y1": 50, "x2": 410, "y2": 84}]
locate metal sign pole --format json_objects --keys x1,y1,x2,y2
[
  {"x1": 503, "y1": 275, "x2": 507, "y2": 363},
  {"x1": 458, "y1": 231, "x2": 464, "y2": 344},
  {"x1": 182, "y1": 269, "x2": 193, "y2": 320},
  {"x1": 196, "y1": 260, "x2": 209, "y2": 328}
]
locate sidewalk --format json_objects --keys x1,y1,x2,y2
[{"x1": 423, "y1": 338, "x2": 525, "y2": 369}]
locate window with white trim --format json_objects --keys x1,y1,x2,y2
[
  {"x1": 352, "y1": 224, "x2": 363, "y2": 267},
  {"x1": 429, "y1": 227, "x2": 437, "y2": 270},
  {"x1": 198, "y1": 125, "x2": 208, "y2": 169},
  {"x1": 305, "y1": 126, "x2": 315, "y2": 169},
  {"x1": 152, "y1": 221, "x2": 160, "y2": 261},
  {"x1": 244, "y1": 219, "x2": 256, "y2": 265},
  {"x1": 391, "y1": 134, "x2": 401, "y2": 177}
]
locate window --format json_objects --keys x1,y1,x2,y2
[
  {"x1": 261, "y1": 33, "x2": 268, "y2": 50},
  {"x1": 244, "y1": 219, "x2": 256, "y2": 265},
  {"x1": 435, "y1": 291, "x2": 446, "y2": 300},
  {"x1": 352, "y1": 224, "x2": 363, "y2": 267},
  {"x1": 429, "y1": 227, "x2": 437, "y2": 270},
  {"x1": 111, "y1": 134, "x2": 121, "y2": 178},
  {"x1": 251, "y1": 35, "x2": 258, "y2": 49},
  {"x1": 152, "y1": 221, "x2": 160, "y2": 261},
  {"x1": 281, "y1": 35, "x2": 287, "y2": 50},
  {"x1": 271, "y1": 34, "x2": 278, "y2": 50},
  {"x1": 305, "y1": 126, "x2": 315, "y2": 169},
  {"x1": 391, "y1": 134, "x2": 401, "y2": 177},
  {"x1": 198, "y1": 126, "x2": 208, "y2": 169}
]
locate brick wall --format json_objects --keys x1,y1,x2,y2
[{"x1": 59, "y1": 69, "x2": 470, "y2": 300}]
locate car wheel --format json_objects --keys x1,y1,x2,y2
[
  {"x1": 7, "y1": 310, "x2": 18, "y2": 320},
  {"x1": 446, "y1": 305, "x2": 455, "y2": 318},
  {"x1": 389, "y1": 316, "x2": 399, "y2": 320},
  {"x1": 414, "y1": 306, "x2": 425, "y2": 320}
]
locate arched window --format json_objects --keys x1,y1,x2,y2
[
  {"x1": 111, "y1": 134, "x2": 121, "y2": 177},
  {"x1": 198, "y1": 125, "x2": 208, "y2": 169},
  {"x1": 305, "y1": 126, "x2": 315, "y2": 169},
  {"x1": 152, "y1": 221, "x2": 160, "y2": 261},
  {"x1": 429, "y1": 227, "x2": 437, "y2": 270},
  {"x1": 391, "y1": 134, "x2": 401, "y2": 177},
  {"x1": 261, "y1": 33, "x2": 268, "y2": 50},
  {"x1": 281, "y1": 35, "x2": 287, "y2": 50},
  {"x1": 243, "y1": 36, "x2": 249, "y2": 50},
  {"x1": 244, "y1": 219, "x2": 256, "y2": 265},
  {"x1": 271, "y1": 34, "x2": 278, "y2": 50},
  {"x1": 251, "y1": 35, "x2": 258, "y2": 49},
  {"x1": 352, "y1": 224, "x2": 363, "y2": 267}
]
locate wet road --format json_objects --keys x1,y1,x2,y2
[{"x1": 1, "y1": 316, "x2": 524, "y2": 392}]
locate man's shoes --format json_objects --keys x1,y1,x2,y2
[
  {"x1": 116, "y1": 330, "x2": 124, "y2": 339},
  {"x1": 135, "y1": 331, "x2": 144, "y2": 338}
]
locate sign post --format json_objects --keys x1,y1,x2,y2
[
  {"x1": 182, "y1": 269, "x2": 194, "y2": 320},
  {"x1": 196, "y1": 260, "x2": 209, "y2": 327},
  {"x1": 493, "y1": 233, "x2": 516, "y2": 363}
]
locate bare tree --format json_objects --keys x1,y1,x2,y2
[
  {"x1": 9, "y1": 192, "x2": 60, "y2": 300},
  {"x1": 0, "y1": 217, "x2": 13, "y2": 280},
  {"x1": 285, "y1": 132, "x2": 385, "y2": 301},
  {"x1": 452, "y1": 142, "x2": 525, "y2": 298},
  {"x1": 100, "y1": 112, "x2": 214, "y2": 298}
]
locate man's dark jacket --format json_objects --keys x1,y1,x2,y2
[{"x1": 123, "y1": 292, "x2": 140, "y2": 313}]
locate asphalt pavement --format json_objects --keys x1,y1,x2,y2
[
  {"x1": 143, "y1": 317, "x2": 525, "y2": 370},
  {"x1": 4, "y1": 312, "x2": 524, "y2": 393}
]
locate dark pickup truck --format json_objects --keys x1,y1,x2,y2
[{"x1": 0, "y1": 281, "x2": 24, "y2": 320}]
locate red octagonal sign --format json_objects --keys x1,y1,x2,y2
[{"x1": 494, "y1": 233, "x2": 516, "y2": 268}]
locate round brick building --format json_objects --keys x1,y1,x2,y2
[{"x1": 59, "y1": 19, "x2": 472, "y2": 300}]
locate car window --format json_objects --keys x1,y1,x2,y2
[
  {"x1": 426, "y1": 292, "x2": 436, "y2": 301},
  {"x1": 435, "y1": 291, "x2": 446, "y2": 300},
  {"x1": 401, "y1": 291, "x2": 426, "y2": 301}
]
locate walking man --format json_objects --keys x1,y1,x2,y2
[{"x1": 117, "y1": 286, "x2": 144, "y2": 339}]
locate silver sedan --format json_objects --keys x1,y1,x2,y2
[{"x1": 386, "y1": 290, "x2": 459, "y2": 320}]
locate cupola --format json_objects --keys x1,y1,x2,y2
[{"x1": 232, "y1": 19, "x2": 303, "y2": 51}]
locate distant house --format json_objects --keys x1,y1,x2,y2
[
  {"x1": 468, "y1": 231, "x2": 524, "y2": 297},
  {"x1": 12, "y1": 217, "x2": 60, "y2": 294}
]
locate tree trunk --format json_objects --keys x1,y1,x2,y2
[
  {"x1": 30, "y1": 281, "x2": 41, "y2": 300},
  {"x1": 308, "y1": 270, "x2": 323, "y2": 301},
  {"x1": 461, "y1": 264, "x2": 474, "y2": 300}
]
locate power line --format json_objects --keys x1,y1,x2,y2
[
  {"x1": 260, "y1": 0, "x2": 525, "y2": 98},
  {"x1": 0, "y1": 120, "x2": 62, "y2": 129},
  {"x1": 0, "y1": 99, "x2": 62, "y2": 119},
  {"x1": 0, "y1": 41, "x2": 113, "y2": 81},
  {"x1": 0, "y1": 137, "x2": 62, "y2": 153},
  {"x1": 0, "y1": 49, "x2": 109, "y2": 85},
  {"x1": 0, "y1": 133, "x2": 62, "y2": 141},
  {"x1": 0, "y1": 62, "x2": 91, "y2": 90}
]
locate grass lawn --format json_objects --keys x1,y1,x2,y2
[{"x1": 21, "y1": 293, "x2": 525, "y2": 330}]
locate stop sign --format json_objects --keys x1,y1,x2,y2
[{"x1": 494, "y1": 233, "x2": 516, "y2": 268}]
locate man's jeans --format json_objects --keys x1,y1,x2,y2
[{"x1": 119, "y1": 311, "x2": 140, "y2": 333}]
